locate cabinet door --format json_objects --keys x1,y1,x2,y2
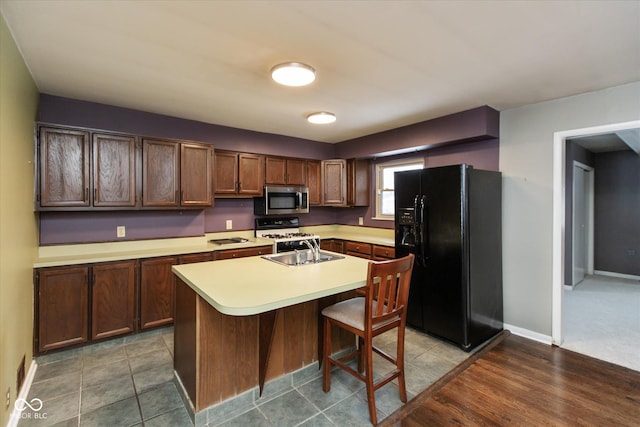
[
  {"x1": 322, "y1": 159, "x2": 347, "y2": 205},
  {"x1": 181, "y1": 143, "x2": 213, "y2": 207},
  {"x1": 347, "y1": 158, "x2": 370, "y2": 207},
  {"x1": 214, "y1": 151, "x2": 239, "y2": 195},
  {"x1": 92, "y1": 261, "x2": 136, "y2": 340},
  {"x1": 39, "y1": 127, "x2": 91, "y2": 208},
  {"x1": 93, "y1": 133, "x2": 137, "y2": 207},
  {"x1": 265, "y1": 156, "x2": 287, "y2": 185},
  {"x1": 37, "y1": 266, "x2": 89, "y2": 352},
  {"x1": 238, "y1": 153, "x2": 264, "y2": 196},
  {"x1": 306, "y1": 160, "x2": 321, "y2": 205},
  {"x1": 142, "y1": 139, "x2": 180, "y2": 207},
  {"x1": 286, "y1": 158, "x2": 307, "y2": 185},
  {"x1": 140, "y1": 257, "x2": 177, "y2": 330}
]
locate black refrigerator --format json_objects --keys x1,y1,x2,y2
[{"x1": 394, "y1": 164, "x2": 503, "y2": 351}]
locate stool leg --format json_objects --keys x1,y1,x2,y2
[
  {"x1": 357, "y1": 336, "x2": 365, "y2": 373},
  {"x1": 364, "y1": 337, "x2": 377, "y2": 425},
  {"x1": 322, "y1": 317, "x2": 332, "y2": 392},
  {"x1": 397, "y1": 325, "x2": 407, "y2": 402}
]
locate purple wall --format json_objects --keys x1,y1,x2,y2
[
  {"x1": 335, "y1": 106, "x2": 499, "y2": 159},
  {"x1": 594, "y1": 150, "x2": 640, "y2": 276},
  {"x1": 39, "y1": 210, "x2": 204, "y2": 245},
  {"x1": 38, "y1": 95, "x2": 499, "y2": 244},
  {"x1": 337, "y1": 139, "x2": 500, "y2": 230},
  {"x1": 38, "y1": 94, "x2": 335, "y2": 159}
]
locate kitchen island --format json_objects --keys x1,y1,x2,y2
[{"x1": 171, "y1": 252, "x2": 371, "y2": 419}]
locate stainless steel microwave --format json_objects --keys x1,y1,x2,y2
[{"x1": 254, "y1": 186, "x2": 309, "y2": 215}]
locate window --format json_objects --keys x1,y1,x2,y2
[{"x1": 374, "y1": 159, "x2": 423, "y2": 220}]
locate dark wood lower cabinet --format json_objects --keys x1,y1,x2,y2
[
  {"x1": 36, "y1": 266, "x2": 89, "y2": 353},
  {"x1": 140, "y1": 256, "x2": 178, "y2": 330},
  {"x1": 91, "y1": 261, "x2": 136, "y2": 340},
  {"x1": 140, "y1": 253, "x2": 214, "y2": 331}
]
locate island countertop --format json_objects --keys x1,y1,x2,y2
[{"x1": 171, "y1": 252, "x2": 371, "y2": 316}]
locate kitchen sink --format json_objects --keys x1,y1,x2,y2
[{"x1": 262, "y1": 250, "x2": 344, "y2": 266}]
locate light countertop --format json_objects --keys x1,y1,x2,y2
[
  {"x1": 172, "y1": 252, "x2": 371, "y2": 316},
  {"x1": 33, "y1": 225, "x2": 395, "y2": 268}
]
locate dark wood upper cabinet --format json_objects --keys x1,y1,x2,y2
[
  {"x1": 181, "y1": 142, "x2": 214, "y2": 207},
  {"x1": 238, "y1": 153, "x2": 264, "y2": 196},
  {"x1": 321, "y1": 159, "x2": 347, "y2": 206},
  {"x1": 91, "y1": 260, "x2": 136, "y2": 340},
  {"x1": 215, "y1": 151, "x2": 264, "y2": 197},
  {"x1": 93, "y1": 133, "x2": 137, "y2": 207},
  {"x1": 142, "y1": 139, "x2": 180, "y2": 207},
  {"x1": 37, "y1": 124, "x2": 214, "y2": 211},
  {"x1": 36, "y1": 266, "x2": 89, "y2": 352},
  {"x1": 214, "y1": 151, "x2": 239, "y2": 195},
  {"x1": 265, "y1": 156, "x2": 306, "y2": 186},
  {"x1": 38, "y1": 127, "x2": 91, "y2": 208},
  {"x1": 306, "y1": 160, "x2": 321, "y2": 206},
  {"x1": 265, "y1": 156, "x2": 286, "y2": 184},
  {"x1": 347, "y1": 158, "x2": 371, "y2": 207}
]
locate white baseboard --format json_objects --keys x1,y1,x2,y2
[
  {"x1": 594, "y1": 270, "x2": 640, "y2": 281},
  {"x1": 504, "y1": 323, "x2": 553, "y2": 345},
  {"x1": 7, "y1": 359, "x2": 37, "y2": 427}
]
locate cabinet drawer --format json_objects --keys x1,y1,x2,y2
[
  {"x1": 214, "y1": 245, "x2": 273, "y2": 260},
  {"x1": 373, "y1": 245, "x2": 395, "y2": 260},
  {"x1": 344, "y1": 241, "x2": 372, "y2": 257}
]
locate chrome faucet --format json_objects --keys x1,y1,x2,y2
[{"x1": 302, "y1": 239, "x2": 320, "y2": 262}]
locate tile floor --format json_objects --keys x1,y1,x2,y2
[{"x1": 17, "y1": 326, "x2": 471, "y2": 426}]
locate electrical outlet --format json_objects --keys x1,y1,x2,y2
[
  {"x1": 226, "y1": 220, "x2": 233, "y2": 230},
  {"x1": 117, "y1": 226, "x2": 126, "y2": 238},
  {"x1": 358, "y1": 217, "x2": 364, "y2": 226},
  {"x1": 5, "y1": 387, "x2": 9, "y2": 410}
]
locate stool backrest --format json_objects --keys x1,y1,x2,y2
[{"x1": 364, "y1": 253, "x2": 415, "y2": 330}]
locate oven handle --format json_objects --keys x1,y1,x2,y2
[{"x1": 297, "y1": 191, "x2": 302, "y2": 208}]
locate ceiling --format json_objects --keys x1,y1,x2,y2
[
  {"x1": 1, "y1": 1, "x2": 639, "y2": 143},
  {"x1": 569, "y1": 130, "x2": 640, "y2": 154}
]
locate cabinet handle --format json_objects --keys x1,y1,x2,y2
[
  {"x1": 85, "y1": 188, "x2": 89, "y2": 202},
  {"x1": 93, "y1": 188, "x2": 97, "y2": 201}
]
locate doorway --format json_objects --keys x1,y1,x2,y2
[
  {"x1": 552, "y1": 119, "x2": 640, "y2": 346},
  {"x1": 571, "y1": 161, "x2": 593, "y2": 286}
]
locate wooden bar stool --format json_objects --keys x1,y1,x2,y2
[{"x1": 321, "y1": 253, "x2": 415, "y2": 425}]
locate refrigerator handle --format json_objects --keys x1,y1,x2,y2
[
  {"x1": 419, "y1": 195, "x2": 429, "y2": 264},
  {"x1": 413, "y1": 195, "x2": 421, "y2": 253}
]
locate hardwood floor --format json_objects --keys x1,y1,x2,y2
[{"x1": 382, "y1": 331, "x2": 640, "y2": 426}]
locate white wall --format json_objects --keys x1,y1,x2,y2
[{"x1": 500, "y1": 81, "x2": 640, "y2": 336}]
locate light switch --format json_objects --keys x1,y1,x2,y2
[
  {"x1": 117, "y1": 226, "x2": 126, "y2": 238},
  {"x1": 226, "y1": 220, "x2": 233, "y2": 230},
  {"x1": 358, "y1": 217, "x2": 364, "y2": 226}
]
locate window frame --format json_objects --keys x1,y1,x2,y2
[{"x1": 373, "y1": 158, "x2": 424, "y2": 220}]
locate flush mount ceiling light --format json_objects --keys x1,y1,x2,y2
[
  {"x1": 307, "y1": 112, "x2": 336, "y2": 124},
  {"x1": 271, "y1": 62, "x2": 316, "y2": 86}
]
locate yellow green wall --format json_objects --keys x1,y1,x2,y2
[{"x1": 0, "y1": 12, "x2": 39, "y2": 425}]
